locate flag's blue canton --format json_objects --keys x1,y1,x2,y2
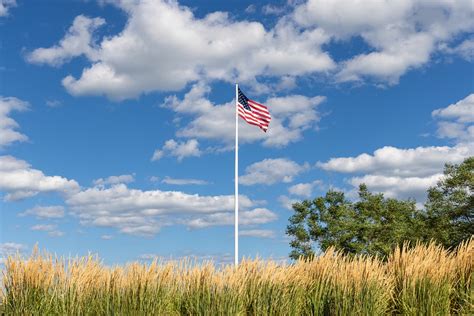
[{"x1": 238, "y1": 88, "x2": 252, "y2": 111}]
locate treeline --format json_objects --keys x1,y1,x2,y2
[{"x1": 287, "y1": 157, "x2": 473, "y2": 259}]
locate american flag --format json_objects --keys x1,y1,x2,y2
[{"x1": 237, "y1": 88, "x2": 271, "y2": 132}]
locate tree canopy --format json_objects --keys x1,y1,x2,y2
[
  {"x1": 425, "y1": 156, "x2": 473, "y2": 249},
  {"x1": 287, "y1": 157, "x2": 473, "y2": 259}
]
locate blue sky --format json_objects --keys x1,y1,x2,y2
[{"x1": 1, "y1": 0, "x2": 473, "y2": 265}]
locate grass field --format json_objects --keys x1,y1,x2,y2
[{"x1": 1, "y1": 239, "x2": 472, "y2": 315}]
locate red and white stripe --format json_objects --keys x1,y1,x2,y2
[{"x1": 237, "y1": 100, "x2": 271, "y2": 132}]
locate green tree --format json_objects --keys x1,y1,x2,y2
[
  {"x1": 287, "y1": 157, "x2": 474, "y2": 260},
  {"x1": 424, "y1": 157, "x2": 474, "y2": 248},
  {"x1": 287, "y1": 184, "x2": 426, "y2": 259}
]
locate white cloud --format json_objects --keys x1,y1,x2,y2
[
  {"x1": 151, "y1": 139, "x2": 201, "y2": 161},
  {"x1": 139, "y1": 251, "x2": 234, "y2": 266},
  {"x1": 162, "y1": 176, "x2": 208, "y2": 185},
  {"x1": 240, "y1": 229, "x2": 276, "y2": 238},
  {"x1": 294, "y1": 0, "x2": 474, "y2": 84},
  {"x1": 278, "y1": 195, "x2": 300, "y2": 210},
  {"x1": 162, "y1": 81, "x2": 213, "y2": 114},
  {"x1": 101, "y1": 235, "x2": 113, "y2": 240},
  {"x1": 186, "y1": 208, "x2": 277, "y2": 229},
  {"x1": 435, "y1": 122, "x2": 474, "y2": 142},
  {"x1": 31, "y1": 0, "x2": 334, "y2": 100},
  {"x1": 47, "y1": 230, "x2": 65, "y2": 237},
  {"x1": 169, "y1": 83, "x2": 326, "y2": 148},
  {"x1": 275, "y1": 76, "x2": 297, "y2": 90},
  {"x1": 45, "y1": 99, "x2": 62, "y2": 108},
  {"x1": 453, "y1": 39, "x2": 474, "y2": 62},
  {"x1": 245, "y1": 4, "x2": 256, "y2": 14},
  {"x1": 26, "y1": 15, "x2": 105, "y2": 66},
  {"x1": 149, "y1": 176, "x2": 160, "y2": 182},
  {"x1": 350, "y1": 174, "x2": 443, "y2": 201},
  {"x1": 0, "y1": 0, "x2": 16, "y2": 17},
  {"x1": 441, "y1": 38, "x2": 474, "y2": 62},
  {"x1": 317, "y1": 95, "x2": 473, "y2": 202},
  {"x1": 0, "y1": 156, "x2": 80, "y2": 201},
  {"x1": 0, "y1": 242, "x2": 25, "y2": 265},
  {"x1": 318, "y1": 145, "x2": 471, "y2": 177},
  {"x1": 66, "y1": 183, "x2": 256, "y2": 236},
  {"x1": 262, "y1": 4, "x2": 286, "y2": 16},
  {"x1": 433, "y1": 94, "x2": 474, "y2": 124},
  {"x1": 67, "y1": 184, "x2": 251, "y2": 215},
  {"x1": 288, "y1": 180, "x2": 323, "y2": 197},
  {"x1": 27, "y1": 0, "x2": 474, "y2": 96},
  {"x1": 318, "y1": 144, "x2": 473, "y2": 201},
  {"x1": 432, "y1": 94, "x2": 474, "y2": 142},
  {"x1": 0, "y1": 153, "x2": 271, "y2": 237},
  {"x1": 31, "y1": 224, "x2": 64, "y2": 237},
  {"x1": 0, "y1": 242, "x2": 24, "y2": 254},
  {"x1": 93, "y1": 174, "x2": 135, "y2": 186},
  {"x1": 240, "y1": 158, "x2": 308, "y2": 185},
  {"x1": 0, "y1": 96, "x2": 29, "y2": 148},
  {"x1": 335, "y1": 36, "x2": 433, "y2": 84},
  {"x1": 317, "y1": 94, "x2": 474, "y2": 202},
  {"x1": 19, "y1": 205, "x2": 65, "y2": 219},
  {"x1": 31, "y1": 224, "x2": 56, "y2": 231}
]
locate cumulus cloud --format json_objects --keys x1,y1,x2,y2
[
  {"x1": 318, "y1": 145, "x2": 471, "y2": 177},
  {"x1": 435, "y1": 122, "x2": 474, "y2": 143},
  {"x1": 151, "y1": 139, "x2": 201, "y2": 161},
  {"x1": 186, "y1": 208, "x2": 277, "y2": 229},
  {"x1": 67, "y1": 184, "x2": 251, "y2": 216},
  {"x1": 262, "y1": 4, "x2": 286, "y2": 16},
  {"x1": 0, "y1": 156, "x2": 80, "y2": 201},
  {"x1": 26, "y1": 15, "x2": 105, "y2": 66},
  {"x1": 288, "y1": 180, "x2": 323, "y2": 198},
  {"x1": 433, "y1": 94, "x2": 474, "y2": 123},
  {"x1": 432, "y1": 94, "x2": 474, "y2": 142},
  {"x1": 278, "y1": 195, "x2": 300, "y2": 210},
  {"x1": 139, "y1": 251, "x2": 234, "y2": 266},
  {"x1": 30, "y1": 0, "x2": 334, "y2": 100},
  {"x1": 168, "y1": 83, "x2": 326, "y2": 148},
  {"x1": 162, "y1": 81, "x2": 213, "y2": 114},
  {"x1": 45, "y1": 99, "x2": 62, "y2": 108},
  {"x1": 31, "y1": 224, "x2": 65, "y2": 237},
  {"x1": 66, "y1": 183, "x2": 256, "y2": 236},
  {"x1": 93, "y1": 174, "x2": 135, "y2": 186},
  {"x1": 162, "y1": 177, "x2": 208, "y2": 185},
  {"x1": 0, "y1": 0, "x2": 16, "y2": 17},
  {"x1": 441, "y1": 38, "x2": 474, "y2": 62},
  {"x1": 318, "y1": 143, "x2": 472, "y2": 201},
  {"x1": 0, "y1": 96, "x2": 29, "y2": 148},
  {"x1": 240, "y1": 229, "x2": 276, "y2": 238},
  {"x1": 240, "y1": 158, "x2": 309, "y2": 185},
  {"x1": 317, "y1": 93, "x2": 474, "y2": 202},
  {"x1": 294, "y1": 0, "x2": 474, "y2": 84},
  {"x1": 0, "y1": 154, "x2": 271, "y2": 237},
  {"x1": 19, "y1": 205, "x2": 65, "y2": 219},
  {"x1": 0, "y1": 242, "x2": 25, "y2": 265},
  {"x1": 245, "y1": 4, "x2": 256, "y2": 14},
  {"x1": 27, "y1": 0, "x2": 474, "y2": 97},
  {"x1": 349, "y1": 174, "x2": 443, "y2": 201}
]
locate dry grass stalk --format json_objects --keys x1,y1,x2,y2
[{"x1": 1, "y1": 240, "x2": 472, "y2": 315}]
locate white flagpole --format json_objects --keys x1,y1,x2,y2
[{"x1": 235, "y1": 83, "x2": 239, "y2": 266}]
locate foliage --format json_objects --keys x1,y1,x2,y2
[
  {"x1": 2, "y1": 240, "x2": 472, "y2": 315},
  {"x1": 425, "y1": 157, "x2": 474, "y2": 249},
  {"x1": 287, "y1": 157, "x2": 473, "y2": 260},
  {"x1": 287, "y1": 184, "x2": 425, "y2": 259}
]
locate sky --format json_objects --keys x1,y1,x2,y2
[{"x1": 0, "y1": 0, "x2": 473, "y2": 265}]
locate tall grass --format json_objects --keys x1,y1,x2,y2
[{"x1": 1, "y1": 239, "x2": 472, "y2": 315}]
